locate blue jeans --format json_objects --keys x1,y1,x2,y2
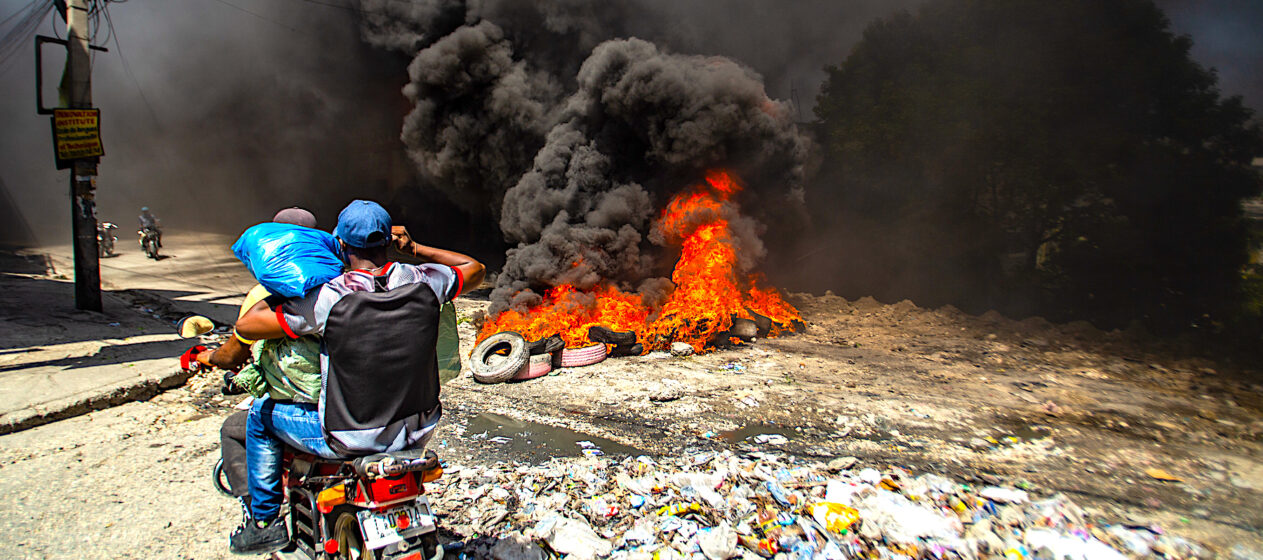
[{"x1": 246, "y1": 396, "x2": 339, "y2": 521}]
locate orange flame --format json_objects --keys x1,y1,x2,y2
[{"x1": 479, "y1": 170, "x2": 800, "y2": 352}]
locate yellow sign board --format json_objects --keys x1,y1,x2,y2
[{"x1": 52, "y1": 108, "x2": 104, "y2": 160}]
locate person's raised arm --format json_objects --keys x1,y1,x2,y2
[
  {"x1": 235, "y1": 299, "x2": 289, "y2": 340},
  {"x1": 392, "y1": 226, "x2": 486, "y2": 295}
]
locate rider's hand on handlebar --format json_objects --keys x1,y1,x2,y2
[{"x1": 195, "y1": 348, "x2": 217, "y2": 368}]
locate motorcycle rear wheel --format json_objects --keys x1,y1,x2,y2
[
  {"x1": 212, "y1": 458, "x2": 232, "y2": 497},
  {"x1": 333, "y1": 512, "x2": 380, "y2": 560}
]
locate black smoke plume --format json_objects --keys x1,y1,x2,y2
[{"x1": 360, "y1": 1, "x2": 813, "y2": 315}]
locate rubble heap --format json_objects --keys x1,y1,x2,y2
[{"x1": 426, "y1": 451, "x2": 1208, "y2": 560}]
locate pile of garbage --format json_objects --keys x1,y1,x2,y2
[{"x1": 427, "y1": 450, "x2": 1210, "y2": 560}]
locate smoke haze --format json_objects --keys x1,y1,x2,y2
[
  {"x1": 0, "y1": 0, "x2": 410, "y2": 245},
  {"x1": 2, "y1": 0, "x2": 1257, "y2": 310}
]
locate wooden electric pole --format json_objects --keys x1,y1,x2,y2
[{"x1": 65, "y1": 0, "x2": 101, "y2": 311}]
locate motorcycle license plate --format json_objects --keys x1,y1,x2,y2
[{"x1": 356, "y1": 497, "x2": 436, "y2": 550}]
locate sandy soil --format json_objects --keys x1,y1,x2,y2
[{"x1": 434, "y1": 293, "x2": 1263, "y2": 552}]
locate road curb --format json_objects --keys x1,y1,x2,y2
[{"x1": 0, "y1": 367, "x2": 194, "y2": 435}]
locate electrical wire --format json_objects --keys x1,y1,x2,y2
[
  {"x1": 285, "y1": 0, "x2": 383, "y2": 17},
  {"x1": 98, "y1": 0, "x2": 158, "y2": 126},
  {"x1": 0, "y1": 0, "x2": 45, "y2": 27},
  {"x1": 208, "y1": 0, "x2": 300, "y2": 33},
  {"x1": 0, "y1": 0, "x2": 54, "y2": 76}
]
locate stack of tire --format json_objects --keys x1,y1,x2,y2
[{"x1": 470, "y1": 326, "x2": 637, "y2": 384}]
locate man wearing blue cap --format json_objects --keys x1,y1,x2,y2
[{"x1": 229, "y1": 200, "x2": 485, "y2": 555}]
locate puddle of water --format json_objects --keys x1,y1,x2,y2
[{"x1": 463, "y1": 413, "x2": 646, "y2": 463}]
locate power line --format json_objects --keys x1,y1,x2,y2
[
  {"x1": 0, "y1": 0, "x2": 54, "y2": 76},
  {"x1": 208, "y1": 0, "x2": 300, "y2": 33},
  {"x1": 291, "y1": 0, "x2": 358, "y2": 11},
  {"x1": 285, "y1": 0, "x2": 388, "y2": 17},
  {"x1": 0, "y1": 0, "x2": 46, "y2": 28},
  {"x1": 99, "y1": 0, "x2": 158, "y2": 127}
]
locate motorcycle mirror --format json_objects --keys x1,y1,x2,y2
[{"x1": 177, "y1": 315, "x2": 215, "y2": 338}]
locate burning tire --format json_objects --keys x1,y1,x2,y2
[
  {"x1": 588, "y1": 325, "x2": 636, "y2": 345},
  {"x1": 729, "y1": 318, "x2": 758, "y2": 341},
  {"x1": 471, "y1": 331, "x2": 529, "y2": 384},
  {"x1": 511, "y1": 353, "x2": 553, "y2": 381},
  {"x1": 610, "y1": 342, "x2": 644, "y2": 357},
  {"x1": 559, "y1": 343, "x2": 608, "y2": 368},
  {"x1": 528, "y1": 334, "x2": 565, "y2": 356}
]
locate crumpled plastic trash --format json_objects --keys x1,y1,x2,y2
[
  {"x1": 698, "y1": 521, "x2": 738, "y2": 560},
  {"x1": 810, "y1": 502, "x2": 859, "y2": 533},
  {"x1": 981, "y1": 486, "x2": 1030, "y2": 504},
  {"x1": 853, "y1": 488, "x2": 963, "y2": 545},
  {"x1": 534, "y1": 516, "x2": 612, "y2": 560},
  {"x1": 1025, "y1": 528, "x2": 1127, "y2": 560},
  {"x1": 419, "y1": 450, "x2": 1208, "y2": 560}
]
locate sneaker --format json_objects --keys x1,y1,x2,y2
[{"x1": 229, "y1": 509, "x2": 288, "y2": 556}]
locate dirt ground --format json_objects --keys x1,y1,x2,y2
[
  {"x1": 1, "y1": 239, "x2": 1260, "y2": 557},
  {"x1": 436, "y1": 293, "x2": 1263, "y2": 553}
]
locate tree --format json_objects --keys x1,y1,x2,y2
[{"x1": 814, "y1": 0, "x2": 1263, "y2": 330}]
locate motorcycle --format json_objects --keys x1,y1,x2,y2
[
  {"x1": 262, "y1": 445, "x2": 444, "y2": 560},
  {"x1": 178, "y1": 347, "x2": 445, "y2": 560},
  {"x1": 97, "y1": 222, "x2": 118, "y2": 257},
  {"x1": 139, "y1": 226, "x2": 160, "y2": 259}
]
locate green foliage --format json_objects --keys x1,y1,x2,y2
[{"x1": 814, "y1": 0, "x2": 1263, "y2": 331}]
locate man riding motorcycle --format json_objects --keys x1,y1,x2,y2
[
  {"x1": 231, "y1": 200, "x2": 485, "y2": 555},
  {"x1": 138, "y1": 206, "x2": 162, "y2": 246},
  {"x1": 138, "y1": 206, "x2": 163, "y2": 258},
  {"x1": 97, "y1": 221, "x2": 118, "y2": 257}
]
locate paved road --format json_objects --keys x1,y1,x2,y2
[{"x1": 43, "y1": 229, "x2": 257, "y2": 324}]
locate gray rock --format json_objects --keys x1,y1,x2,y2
[
  {"x1": 670, "y1": 342, "x2": 695, "y2": 357},
  {"x1": 827, "y1": 456, "x2": 859, "y2": 471},
  {"x1": 648, "y1": 382, "x2": 685, "y2": 402}
]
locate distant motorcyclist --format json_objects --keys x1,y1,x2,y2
[
  {"x1": 96, "y1": 221, "x2": 118, "y2": 257},
  {"x1": 138, "y1": 207, "x2": 162, "y2": 248}
]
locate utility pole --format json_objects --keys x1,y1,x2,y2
[{"x1": 65, "y1": 0, "x2": 101, "y2": 311}]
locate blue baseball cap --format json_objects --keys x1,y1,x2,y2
[{"x1": 335, "y1": 200, "x2": 392, "y2": 248}]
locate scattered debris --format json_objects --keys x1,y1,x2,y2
[
  {"x1": 428, "y1": 451, "x2": 1203, "y2": 559},
  {"x1": 752, "y1": 434, "x2": 788, "y2": 445},
  {"x1": 648, "y1": 381, "x2": 686, "y2": 402},
  {"x1": 1144, "y1": 468, "x2": 1183, "y2": 483}
]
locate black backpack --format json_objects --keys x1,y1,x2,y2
[{"x1": 321, "y1": 275, "x2": 441, "y2": 456}]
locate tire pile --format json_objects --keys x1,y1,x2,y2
[{"x1": 471, "y1": 326, "x2": 638, "y2": 384}]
